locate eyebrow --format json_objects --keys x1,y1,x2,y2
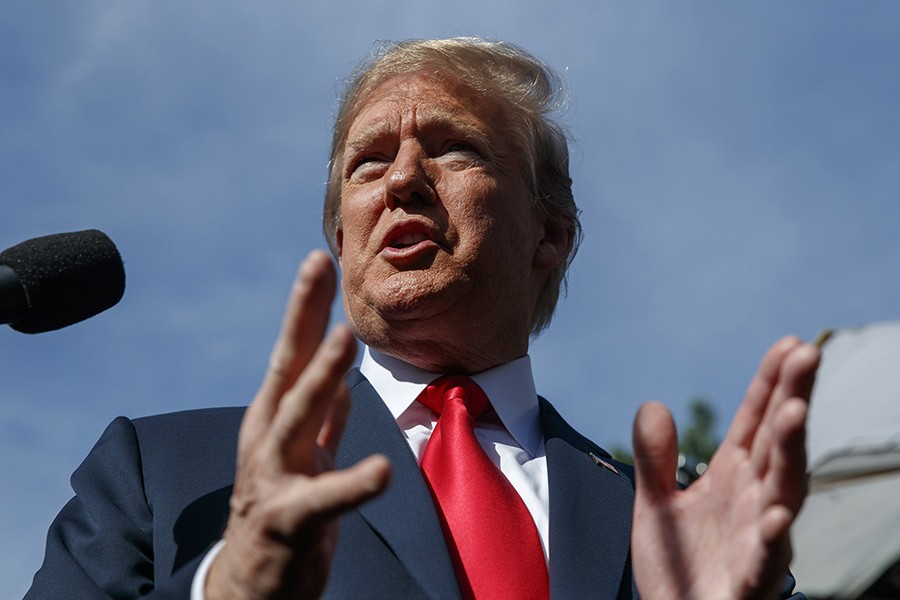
[
  {"x1": 344, "y1": 106, "x2": 498, "y2": 157},
  {"x1": 423, "y1": 109, "x2": 497, "y2": 153},
  {"x1": 344, "y1": 122, "x2": 398, "y2": 157}
]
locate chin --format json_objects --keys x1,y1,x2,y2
[
  {"x1": 374, "y1": 272, "x2": 465, "y2": 316},
  {"x1": 347, "y1": 294, "x2": 452, "y2": 343}
]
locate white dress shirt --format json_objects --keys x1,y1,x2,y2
[
  {"x1": 192, "y1": 346, "x2": 550, "y2": 598},
  {"x1": 360, "y1": 346, "x2": 550, "y2": 560}
]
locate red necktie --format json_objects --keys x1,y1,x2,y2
[{"x1": 417, "y1": 376, "x2": 550, "y2": 600}]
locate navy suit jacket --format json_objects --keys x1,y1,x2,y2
[{"x1": 26, "y1": 369, "x2": 802, "y2": 599}]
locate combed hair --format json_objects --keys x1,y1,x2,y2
[{"x1": 322, "y1": 37, "x2": 582, "y2": 335}]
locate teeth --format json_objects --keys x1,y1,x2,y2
[{"x1": 392, "y1": 232, "x2": 428, "y2": 247}]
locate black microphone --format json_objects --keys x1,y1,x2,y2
[{"x1": 0, "y1": 229, "x2": 126, "y2": 333}]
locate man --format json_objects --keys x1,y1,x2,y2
[{"x1": 27, "y1": 38, "x2": 820, "y2": 599}]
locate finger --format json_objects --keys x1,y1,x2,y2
[
  {"x1": 272, "y1": 454, "x2": 392, "y2": 536},
  {"x1": 760, "y1": 504, "x2": 795, "y2": 548},
  {"x1": 270, "y1": 324, "x2": 357, "y2": 470},
  {"x1": 761, "y1": 398, "x2": 809, "y2": 513},
  {"x1": 726, "y1": 336, "x2": 801, "y2": 450},
  {"x1": 241, "y1": 251, "x2": 338, "y2": 450},
  {"x1": 774, "y1": 342, "x2": 820, "y2": 407},
  {"x1": 633, "y1": 402, "x2": 679, "y2": 505},
  {"x1": 749, "y1": 343, "x2": 820, "y2": 475},
  {"x1": 260, "y1": 250, "x2": 338, "y2": 408},
  {"x1": 758, "y1": 503, "x2": 796, "y2": 599}
]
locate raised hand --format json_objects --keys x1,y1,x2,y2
[
  {"x1": 631, "y1": 337, "x2": 820, "y2": 599},
  {"x1": 205, "y1": 250, "x2": 391, "y2": 600}
]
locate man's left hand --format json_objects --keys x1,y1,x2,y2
[{"x1": 631, "y1": 336, "x2": 820, "y2": 599}]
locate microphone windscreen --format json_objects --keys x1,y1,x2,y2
[{"x1": 0, "y1": 229, "x2": 126, "y2": 333}]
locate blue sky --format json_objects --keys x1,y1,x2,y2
[{"x1": 3, "y1": 2, "x2": 899, "y2": 596}]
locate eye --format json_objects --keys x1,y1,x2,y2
[
  {"x1": 354, "y1": 155, "x2": 379, "y2": 168},
  {"x1": 444, "y1": 141, "x2": 477, "y2": 154},
  {"x1": 435, "y1": 140, "x2": 485, "y2": 171},
  {"x1": 346, "y1": 154, "x2": 389, "y2": 181}
]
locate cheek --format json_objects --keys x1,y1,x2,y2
[
  {"x1": 454, "y1": 181, "x2": 533, "y2": 247},
  {"x1": 340, "y1": 188, "x2": 383, "y2": 250},
  {"x1": 444, "y1": 179, "x2": 498, "y2": 231}
]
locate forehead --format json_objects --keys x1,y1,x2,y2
[{"x1": 346, "y1": 72, "x2": 513, "y2": 142}]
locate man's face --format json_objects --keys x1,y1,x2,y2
[{"x1": 336, "y1": 72, "x2": 560, "y2": 370}]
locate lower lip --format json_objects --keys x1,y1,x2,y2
[{"x1": 380, "y1": 239, "x2": 440, "y2": 264}]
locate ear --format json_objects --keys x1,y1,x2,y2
[
  {"x1": 335, "y1": 226, "x2": 344, "y2": 264},
  {"x1": 533, "y1": 219, "x2": 573, "y2": 270}
]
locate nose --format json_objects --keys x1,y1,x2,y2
[{"x1": 384, "y1": 141, "x2": 435, "y2": 209}]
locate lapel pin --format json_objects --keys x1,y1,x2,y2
[{"x1": 589, "y1": 452, "x2": 619, "y2": 474}]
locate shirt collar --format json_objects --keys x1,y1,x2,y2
[{"x1": 359, "y1": 346, "x2": 543, "y2": 456}]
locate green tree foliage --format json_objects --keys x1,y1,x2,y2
[{"x1": 678, "y1": 398, "x2": 718, "y2": 465}]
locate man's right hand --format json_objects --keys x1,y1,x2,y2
[{"x1": 205, "y1": 250, "x2": 392, "y2": 600}]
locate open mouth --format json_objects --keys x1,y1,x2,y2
[
  {"x1": 390, "y1": 231, "x2": 431, "y2": 249},
  {"x1": 380, "y1": 221, "x2": 440, "y2": 263}
]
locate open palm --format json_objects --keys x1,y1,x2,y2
[{"x1": 632, "y1": 337, "x2": 820, "y2": 599}]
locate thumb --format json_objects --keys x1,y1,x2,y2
[{"x1": 632, "y1": 401, "x2": 679, "y2": 504}]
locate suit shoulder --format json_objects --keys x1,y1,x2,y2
[
  {"x1": 130, "y1": 406, "x2": 246, "y2": 437},
  {"x1": 128, "y1": 407, "x2": 244, "y2": 493}
]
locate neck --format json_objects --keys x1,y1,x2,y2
[{"x1": 357, "y1": 319, "x2": 530, "y2": 374}]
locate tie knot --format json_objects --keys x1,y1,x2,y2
[{"x1": 418, "y1": 375, "x2": 490, "y2": 419}]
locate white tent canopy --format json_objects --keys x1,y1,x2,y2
[{"x1": 791, "y1": 321, "x2": 900, "y2": 598}]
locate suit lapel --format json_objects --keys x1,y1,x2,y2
[
  {"x1": 339, "y1": 369, "x2": 461, "y2": 600},
  {"x1": 338, "y1": 372, "x2": 635, "y2": 599},
  {"x1": 541, "y1": 398, "x2": 636, "y2": 600}
]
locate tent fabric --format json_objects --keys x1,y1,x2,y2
[
  {"x1": 807, "y1": 322, "x2": 900, "y2": 468},
  {"x1": 791, "y1": 454, "x2": 900, "y2": 598},
  {"x1": 790, "y1": 322, "x2": 900, "y2": 598}
]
